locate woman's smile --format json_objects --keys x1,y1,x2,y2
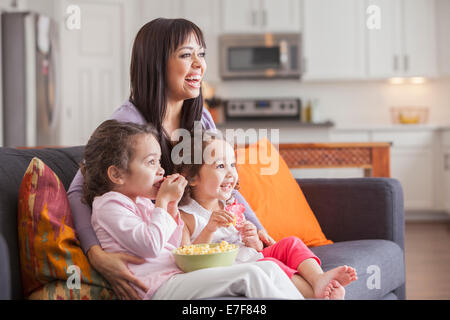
[{"x1": 185, "y1": 73, "x2": 202, "y2": 88}]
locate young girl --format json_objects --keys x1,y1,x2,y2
[
  {"x1": 81, "y1": 120, "x2": 303, "y2": 300},
  {"x1": 176, "y1": 132, "x2": 358, "y2": 300}
]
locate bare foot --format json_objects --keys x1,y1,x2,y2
[
  {"x1": 331, "y1": 265, "x2": 358, "y2": 286},
  {"x1": 312, "y1": 265, "x2": 357, "y2": 299},
  {"x1": 328, "y1": 280, "x2": 345, "y2": 300},
  {"x1": 320, "y1": 281, "x2": 333, "y2": 300}
]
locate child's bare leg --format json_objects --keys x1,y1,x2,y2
[
  {"x1": 297, "y1": 258, "x2": 357, "y2": 300},
  {"x1": 290, "y1": 274, "x2": 316, "y2": 299}
]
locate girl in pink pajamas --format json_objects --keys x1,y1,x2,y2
[{"x1": 176, "y1": 133, "x2": 358, "y2": 299}]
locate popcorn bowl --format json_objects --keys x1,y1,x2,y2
[{"x1": 173, "y1": 243, "x2": 239, "y2": 273}]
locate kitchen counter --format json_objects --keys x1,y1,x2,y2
[
  {"x1": 216, "y1": 120, "x2": 335, "y2": 130},
  {"x1": 216, "y1": 120, "x2": 450, "y2": 132},
  {"x1": 333, "y1": 124, "x2": 450, "y2": 131}
]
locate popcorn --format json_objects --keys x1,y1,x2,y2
[{"x1": 175, "y1": 241, "x2": 237, "y2": 255}]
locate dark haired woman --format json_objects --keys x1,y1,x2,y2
[{"x1": 68, "y1": 18, "x2": 265, "y2": 300}]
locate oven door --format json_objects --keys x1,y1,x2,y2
[{"x1": 219, "y1": 33, "x2": 301, "y2": 80}]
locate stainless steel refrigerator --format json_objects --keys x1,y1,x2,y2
[{"x1": 1, "y1": 11, "x2": 59, "y2": 147}]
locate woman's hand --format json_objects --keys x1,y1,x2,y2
[
  {"x1": 238, "y1": 221, "x2": 263, "y2": 251},
  {"x1": 258, "y1": 229, "x2": 276, "y2": 247},
  {"x1": 205, "y1": 209, "x2": 235, "y2": 233},
  {"x1": 87, "y1": 245, "x2": 149, "y2": 300}
]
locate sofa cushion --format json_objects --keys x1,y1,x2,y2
[
  {"x1": 236, "y1": 138, "x2": 332, "y2": 247},
  {"x1": 17, "y1": 157, "x2": 115, "y2": 299},
  {"x1": 310, "y1": 239, "x2": 405, "y2": 300},
  {"x1": 0, "y1": 146, "x2": 84, "y2": 299},
  {"x1": 27, "y1": 280, "x2": 115, "y2": 300}
]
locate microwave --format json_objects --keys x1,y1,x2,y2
[{"x1": 219, "y1": 33, "x2": 302, "y2": 80}]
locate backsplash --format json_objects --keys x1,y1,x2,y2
[{"x1": 213, "y1": 78, "x2": 450, "y2": 127}]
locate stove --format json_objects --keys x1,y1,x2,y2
[{"x1": 224, "y1": 98, "x2": 301, "y2": 121}]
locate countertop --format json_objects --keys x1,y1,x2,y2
[
  {"x1": 216, "y1": 120, "x2": 450, "y2": 131},
  {"x1": 216, "y1": 120, "x2": 335, "y2": 129},
  {"x1": 333, "y1": 124, "x2": 450, "y2": 131}
]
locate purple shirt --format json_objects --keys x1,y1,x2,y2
[{"x1": 68, "y1": 100, "x2": 263, "y2": 254}]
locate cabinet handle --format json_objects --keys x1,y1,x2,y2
[
  {"x1": 302, "y1": 57, "x2": 307, "y2": 74},
  {"x1": 393, "y1": 55, "x2": 398, "y2": 72},
  {"x1": 251, "y1": 10, "x2": 257, "y2": 26},
  {"x1": 262, "y1": 10, "x2": 267, "y2": 27},
  {"x1": 445, "y1": 154, "x2": 450, "y2": 171},
  {"x1": 404, "y1": 55, "x2": 409, "y2": 72}
]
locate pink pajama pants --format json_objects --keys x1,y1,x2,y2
[{"x1": 258, "y1": 236, "x2": 321, "y2": 279}]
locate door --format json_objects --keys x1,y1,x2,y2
[
  {"x1": 221, "y1": 0, "x2": 260, "y2": 33},
  {"x1": 402, "y1": 0, "x2": 437, "y2": 77},
  {"x1": 442, "y1": 147, "x2": 450, "y2": 213},
  {"x1": 302, "y1": 0, "x2": 366, "y2": 80},
  {"x1": 58, "y1": 0, "x2": 130, "y2": 146},
  {"x1": 366, "y1": 0, "x2": 402, "y2": 78},
  {"x1": 261, "y1": 0, "x2": 300, "y2": 32},
  {"x1": 390, "y1": 147, "x2": 434, "y2": 210}
]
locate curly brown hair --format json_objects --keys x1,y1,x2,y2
[
  {"x1": 80, "y1": 120, "x2": 158, "y2": 206},
  {"x1": 173, "y1": 130, "x2": 240, "y2": 206}
]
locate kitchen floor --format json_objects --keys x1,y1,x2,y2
[{"x1": 405, "y1": 221, "x2": 450, "y2": 300}]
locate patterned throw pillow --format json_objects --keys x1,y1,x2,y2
[{"x1": 17, "y1": 157, "x2": 116, "y2": 299}]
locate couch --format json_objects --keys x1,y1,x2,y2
[{"x1": 0, "y1": 146, "x2": 406, "y2": 300}]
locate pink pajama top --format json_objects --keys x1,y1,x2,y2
[{"x1": 91, "y1": 191, "x2": 184, "y2": 299}]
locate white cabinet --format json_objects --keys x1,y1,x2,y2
[
  {"x1": 302, "y1": 0, "x2": 366, "y2": 80},
  {"x1": 260, "y1": 0, "x2": 300, "y2": 32},
  {"x1": 221, "y1": 0, "x2": 300, "y2": 33},
  {"x1": 140, "y1": 0, "x2": 183, "y2": 21},
  {"x1": 403, "y1": 0, "x2": 437, "y2": 77},
  {"x1": 366, "y1": 0, "x2": 402, "y2": 78},
  {"x1": 366, "y1": 0, "x2": 437, "y2": 78},
  {"x1": 441, "y1": 130, "x2": 450, "y2": 213},
  {"x1": 372, "y1": 130, "x2": 436, "y2": 210},
  {"x1": 436, "y1": 0, "x2": 450, "y2": 77},
  {"x1": 330, "y1": 128, "x2": 439, "y2": 211},
  {"x1": 442, "y1": 146, "x2": 450, "y2": 213}
]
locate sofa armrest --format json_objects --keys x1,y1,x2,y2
[
  {"x1": 0, "y1": 233, "x2": 11, "y2": 299},
  {"x1": 297, "y1": 178, "x2": 405, "y2": 250}
]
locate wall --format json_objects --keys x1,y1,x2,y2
[{"x1": 214, "y1": 78, "x2": 450, "y2": 127}]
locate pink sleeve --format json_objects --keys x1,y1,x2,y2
[{"x1": 93, "y1": 196, "x2": 180, "y2": 258}]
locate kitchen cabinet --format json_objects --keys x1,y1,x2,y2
[
  {"x1": 330, "y1": 128, "x2": 437, "y2": 211},
  {"x1": 441, "y1": 130, "x2": 450, "y2": 213},
  {"x1": 221, "y1": 0, "x2": 300, "y2": 33},
  {"x1": 372, "y1": 130, "x2": 436, "y2": 210},
  {"x1": 436, "y1": 0, "x2": 450, "y2": 77},
  {"x1": 366, "y1": 0, "x2": 437, "y2": 78},
  {"x1": 140, "y1": 0, "x2": 182, "y2": 21},
  {"x1": 302, "y1": 0, "x2": 366, "y2": 80}
]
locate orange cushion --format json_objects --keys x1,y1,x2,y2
[
  {"x1": 17, "y1": 157, "x2": 115, "y2": 299},
  {"x1": 236, "y1": 138, "x2": 333, "y2": 247}
]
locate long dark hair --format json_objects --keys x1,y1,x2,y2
[
  {"x1": 80, "y1": 120, "x2": 158, "y2": 206},
  {"x1": 129, "y1": 18, "x2": 206, "y2": 175}
]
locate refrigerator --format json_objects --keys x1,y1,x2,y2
[{"x1": 1, "y1": 11, "x2": 59, "y2": 147}]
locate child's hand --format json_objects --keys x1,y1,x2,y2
[
  {"x1": 156, "y1": 174, "x2": 187, "y2": 211},
  {"x1": 258, "y1": 229, "x2": 276, "y2": 247},
  {"x1": 205, "y1": 210, "x2": 235, "y2": 233},
  {"x1": 238, "y1": 221, "x2": 263, "y2": 251}
]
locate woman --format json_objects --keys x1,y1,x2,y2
[{"x1": 68, "y1": 18, "x2": 268, "y2": 300}]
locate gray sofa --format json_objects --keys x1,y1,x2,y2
[{"x1": 0, "y1": 146, "x2": 406, "y2": 300}]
